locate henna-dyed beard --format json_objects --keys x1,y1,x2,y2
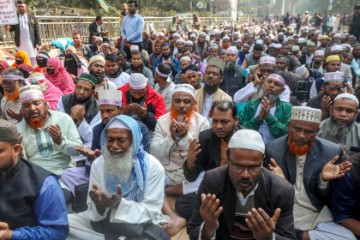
[
  {"x1": 288, "y1": 139, "x2": 310, "y2": 156},
  {"x1": 4, "y1": 88, "x2": 20, "y2": 101},
  {"x1": 170, "y1": 105, "x2": 195, "y2": 124},
  {"x1": 26, "y1": 116, "x2": 46, "y2": 129}
]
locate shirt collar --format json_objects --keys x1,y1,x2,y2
[{"x1": 237, "y1": 183, "x2": 258, "y2": 205}]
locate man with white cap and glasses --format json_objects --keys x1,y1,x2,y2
[
  {"x1": 187, "y1": 129, "x2": 296, "y2": 239},
  {"x1": 266, "y1": 106, "x2": 355, "y2": 240},
  {"x1": 154, "y1": 63, "x2": 175, "y2": 112},
  {"x1": 239, "y1": 73, "x2": 292, "y2": 144},
  {"x1": 318, "y1": 93, "x2": 360, "y2": 156},
  {"x1": 119, "y1": 72, "x2": 166, "y2": 132}
]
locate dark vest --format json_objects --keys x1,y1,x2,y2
[
  {"x1": 62, "y1": 93, "x2": 99, "y2": 124},
  {"x1": 0, "y1": 158, "x2": 50, "y2": 229}
]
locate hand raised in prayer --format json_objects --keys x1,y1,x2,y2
[
  {"x1": 99, "y1": 185, "x2": 122, "y2": 209},
  {"x1": 186, "y1": 138, "x2": 201, "y2": 171},
  {"x1": 321, "y1": 155, "x2": 352, "y2": 181},
  {"x1": 132, "y1": 103, "x2": 147, "y2": 118},
  {"x1": 200, "y1": 193, "x2": 223, "y2": 239},
  {"x1": 48, "y1": 124, "x2": 62, "y2": 145},
  {"x1": 0, "y1": 222, "x2": 12, "y2": 240},
  {"x1": 268, "y1": 158, "x2": 285, "y2": 178},
  {"x1": 258, "y1": 97, "x2": 270, "y2": 122},
  {"x1": 122, "y1": 104, "x2": 134, "y2": 116},
  {"x1": 246, "y1": 208, "x2": 281, "y2": 240},
  {"x1": 6, "y1": 108, "x2": 23, "y2": 122},
  {"x1": 321, "y1": 95, "x2": 332, "y2": 112},
  {"x1": 76, "y1": 146, "x2": 101, "y2": 161},
  {"x1": 71, "y1": 105, "x2": 85, "y2": 124},
  {"x1": 89, "y1": 184, "x2": 106, "y2": 215}
]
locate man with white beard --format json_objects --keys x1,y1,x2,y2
[
  {"x1": 318, "y1": 93, "x2": 360, "y2": 156},
  {"x1": 68, "y1": 115, "x2": 169, "y2": 240}
]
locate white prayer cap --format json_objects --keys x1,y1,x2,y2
[
  {"x1": 334, "y1": 93, "x2": 359, "y2": 106},
  {"x1": 291, "y1": 45, "x2": 300, "y2": 52},
  {"x1": 291, "y1": 106, "x2": 321, "y2": 123},
  {"x1": 130, "y1": 45, "x2": 140, "y2": 52},
  {"x1": 205, "y1": 36, "x2": 210, "y2": 41},
  {"x1": 98, "y1": 89, "x2": 122, "y2": 106},
  {"x1": 129, "y1": 73, "x2": 148, "y2": 90},
  {"x1": 226, "y1": 46, "x2": 238, "y2": 54},
  {"x1": 228, "y1": 129, "x2": 265, "y2": 154},
  {"x1": 255, "y1": 39, "x2": 264, "y2": 45},
  {"x1": 223, "y1": 35, "x2": 230, "y2": 40},
  {"x1": 158, "y1": 32, "x2": 165, "y2": 37},
  {"x1": 199, "y1": 32, "x2": 207, "y2": 36},
  {"x1": 19, "y1": 85, "x2": 45, "y2": 104},
  {"x1": 278, "y1": 32, "x2": 284, "y2": 36},
  {"x1": 96, "y1": 37, "x2": 103, "y2": 42},
  {"x1": 268, "y1": 74, "x2": 286, "y2": 86},
  {"x1": 173, "y1": 84, "x2": 195, "y2": 98},
  {"x1": 176, "y1": 39, "x2": 185, "y2": 44},
  {"x1": 298, "y1": 38, "x2": 306, "y2": 44},
  {"x1": 172, "y1": 32, "x2": 180, "y2": 38},
  {"x1": 209, "y1": 44, "x2": 219, "y2": 49},
  {"x1": 190, "y1": 33, "x2": 197, "y2": 38},
  {"x1": 314, "y1": 50, "x2": 325, "y2": 57},
  {"x1": 180, "y1": 56, "x2": 192, "y2": 63},
  {"x1": 331, "y1": 45, "x2": 343, "y2": 52},
  {"x1": 324, "y1": 71, "x2": 345, "y2": 82},
  {"x1": 259, "y1": 56, "x2": 276, "y2": 65},
  {"x1": 274, "y1": 43, "x2": 282, "y2": 49},
  {"x1": 342, "y1": 43, "x2": 351, "y2": 51},
  {"x1": 334, "y1": 33, "x2": 342, "y2": 38},
  {"x1": 233, "y1": 32, "x2": 240, "y2": 36},
  {"x1": 108, "y1": 118, "x2": 130, "y2": 130},
  {"x1": 101, "y1": 42, "x2": 110, "y2": 48},
  {"x1": 185, "y1": 40, "x2": 193, "y2": 46},
  {"x1": 295, "y1": 65, "x2": 310, "y2": 79}
]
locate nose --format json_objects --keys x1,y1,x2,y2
[{"x1": 111, "y1": 140, "x2": 120, "y2": 150}]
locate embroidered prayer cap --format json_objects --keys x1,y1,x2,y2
[
  {"x1": 295, "y1": 65, "x2": 310, "y2": 79},
  {"x1": 78, "y1": 73, "x2": 98, "y2": 87},
  {"x1": 273, "y1": 43, "x2": 282, "y2": 49},
  {"x1": 314, "y1": 50, "x2": 325, "y2": 57},
  {"x1": 259, "y1": 56, "x2": 276, "y2": 66},
  {"x1": 101, "y1": 115, "x2": 143, "y2": 154},
  {"x1": 173, "y1": 84, "x2": 195, "y2": 98},
  {"x1": 19, "y1": 85, "x2": 45, "y2": 104},
  {"x1": 180, "y1": 56, "x2": 192, "y2": 63},
  {"x1": 0, "y1": 119, "x2": 19, "y2": 143},
  {"x1": 209, "y1": 44, "x2": 219, "y2": 49},
  {"x1": 326, "y1": 55, "x2": 341, "y2": 63},
  {"x1": 267, "y1": 74, "x2": 286, "y2": 86},
  {"x1": 129, "y1": 73, "x2": 148, "y2": 90},
  {"x1": 98, "y1": 89, "x2": 122, "y2": 107},
  {"x1": 28, "y1": 72, "x2": 47, "y2": 91},
  {"x1": 291, "y1": 106, "x2": 321, "y2": 123},
  {"x1": 185, "y1": 40, "x2": 193, "y2": 46},
  {"x1": 228, "y1": 129, "x2": 265, "y2": 154},
  {"x1": 324, "y1": 71, "x2": 345, "y2": 82},
  {"x1": 89, "y1": 55, "x2": 105, "y2": 66},
  {"x1": 331, "y1": 45, "x2": 343, "y2": 52},
  {"x1": 222, "y1": 35, "x2": 230, "y2": 40},
  {"x1": 226, "y1": 46, "x2": 238, "y2": 54},
  {"x1": 298, "y1": 38, "x2": 306, "y2": 44},
  {"x1": 206, "y1": 56, "x2": 225, "y2": 73},
  {"x1": 130, "y1": 45, "x2": 140, "y2": 51},
  {"x1": 334, "y1": 93, "x2": 359, "y2": 106}
]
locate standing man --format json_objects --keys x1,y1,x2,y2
[
  {"x1": 121, "y1": 0, "x2": 145, "y2": 59},
  {"x1": 350, "y1": 6, "x2": 360, "y2": 40},
  {"x1": 73, "y1": 33, "x2": 93, "y2": 61},
  {"x1": 9, "y1": 0, "x2": 41, "y2": 67},
  {"x1": 88, "y1": 16, "x2": 108, "y2": 44}
]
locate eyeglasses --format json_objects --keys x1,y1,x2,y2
[
  {"x1": 75, "y1": 85, "x2": 92, "y2": 93},
  {"x1": 230, "y1": 162, "x2": 262, "y2": 174}
]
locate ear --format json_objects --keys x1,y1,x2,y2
[
  {"x1": 13, "y1": 143, "x2": 22, "y2": 157},
  {"x1": 219, "y1": 76, "x2": 224, "y2": 83}
]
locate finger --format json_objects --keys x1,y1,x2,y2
[
  {"x1": 246, "y1": 210, "x2": 260, "y2": 232},
  {"x1": 214, "y1": 206, "x2": 223, "y2": 218},
  {"x1": 116, "y1": 185, "x2": 122, "y2": 196},
  {"x1": 92, "y1": 184, "x2": 99, "y2": 191},
  {"x1": 330, "y1": 155, "x2": 340, "y2": 164},
  {"x1": 209, "y1": 198, "x2": 221, "y2": 215},
  {"x1": 271, "y1": 208, "x2": 281, "y2": 225},
  {"x1": 252, "y1": 208, "x2": 268, "y2": 229},
  {"x1": 270, "y1": 158, "x2": 277, "y2": 167},
  {"x1": 257, "y1": 208, "x2": 273, "y2": 228}
]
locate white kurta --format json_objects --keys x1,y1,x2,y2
[
  {"x1": 18, "y1": 13, "x2": 36, "y2": 59},
  {"x1": 108, "y1": 72, "x2": 130, "y2": 89}
]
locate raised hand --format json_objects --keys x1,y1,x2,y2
[
  {"x1": 6, "y1": 108, "x2": 23, "y2": 122},
  {"x1": 321, "y1": 155, "x2": 352, "y2": 181},
  {"x1": 246, "y1": 208, "x2": 281, "y2": 240},
  {"x1": 99, "y1": 185, "x2": 122, "y2": 209},
  {"x1": 48, "y1": 124, "x2": 62, "y2": 145},
  {"x1": 268, "y1": 158, "x2": 285, "y2": 178},
  {"x1": 186, "y1": 138, "x2": 201, "y2": 171},
  {"x1": 200, "y1": 193, "x2": 223, "y2": 239}
]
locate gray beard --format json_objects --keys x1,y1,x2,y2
[
  {"x1": 328, "y1": 117, "x2": 352, "y2": 141},
  {"x1": 103, "y1": 146, "x2": 133, "y2": 184},
  {"x1": 259, "y1": 89, "x2": 279, "y2": 103}
]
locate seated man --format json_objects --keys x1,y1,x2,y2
[
  {"x1": 68, "y1": 115, "x2": 169, "y2": 240},
  {"x1": 187, "y1": 129, "x2": 296, "y2": 239},
  {"x1": 154, "y1": 63, "x2": 176, "y2": 112},
  {"x1": 125, "y1": 50, "x2": 155, "y2": 88},
  {"x1": 17, "y1": 86, "x2": 82, "y2": 177},
  {"x1": 239, "y1": 73, "x2": 292, "y2": 143},
  {"x1": 151, "y1": 84, "x2": 210, "y2": 195},
  {"x1": 266, "y1": 106, "x2": 355, "y2": 240},
  {"x1": 318, "y1": 93, "x2": 360, "y2": 155},
  {"x1": 178, "y1": 100, "x2": 242, "y2": 220},
  {"x1": 88, "y1": 56, "x2": 117, "y2": 91},
  {"x1": 104, "y1": 53, "x2": 130, "y2": 89},
  {"x1": 57, "y1": 73, "x2": 101, "y2": 151},
  {"x1": 332, "y1": 152, "x2": 360, "y2": 239},
  {"x1": 119, "y1": 73, "x2": 166, "y2": 132},
  {"x1": 0, "y1": 120, "x2": 68, "y2": 240}
]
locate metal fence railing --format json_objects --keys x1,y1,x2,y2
[{"x1": 0, "y1": 15, "x2": 262, "y2": 49}]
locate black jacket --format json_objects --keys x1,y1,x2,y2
[{"x1": 10, "y1": 13, "x2": 41, "y2": 48}]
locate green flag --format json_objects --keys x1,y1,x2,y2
[{"x1": 97, "y1": 0, "x2": 109, "y2": 12}]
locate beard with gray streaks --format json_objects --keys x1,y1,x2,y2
[
  {"x1": 103, "y1": 145, "x2": 134, "y2": 184},
  {"x1": 328, "y1": 117, "x2": 352, "y2": 141}
]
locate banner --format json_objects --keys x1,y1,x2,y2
[
  {"x1": 97, "y1": 0, "x2": 109, "y2": 13},
  {"x1": 0, "y1": 0, "x2": 19, "y2": 25}
]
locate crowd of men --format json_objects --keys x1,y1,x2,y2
[{"x1": 2, "y1": 0, "x2": 360, "y2": 239}]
